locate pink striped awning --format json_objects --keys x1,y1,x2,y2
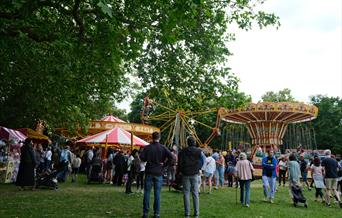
[
  {"x1": 77, "y1": 127, "x2": 148, "y2": 146},
  {"x1": 0, "y1": 126, "x2": 27, "y2": 143},
  {"x1": 100, "y1": 115, "x2": 125, "y2": 123}
]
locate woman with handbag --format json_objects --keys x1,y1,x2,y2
[{"x1": 235, "y1": 152, "x2": 254, "y2": 208}]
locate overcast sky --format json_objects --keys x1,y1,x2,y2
[{"x1": 228, "y1": 0, "x2": 342, "y2": 103}]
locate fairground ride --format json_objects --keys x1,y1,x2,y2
[
  {"x1": 141, "y1": 97, "x2": 221, "y2": 150},
  {"x1": 219, "y1": 102, "x2": 319, "y2": 158}
]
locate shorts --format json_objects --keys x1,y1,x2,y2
[
  {"x1": 325, "y1": 178, "x2": 338, "y2": 189},
  {"x1": 204, "y1": 172, "x2": 213, "y2": 178}
]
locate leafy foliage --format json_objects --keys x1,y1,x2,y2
[
  {"x1": 310, "y1": 95, "x2": 342, "y2": 154},
  {"x1": 261, "y1": 88, "x2": 295, "y2": 102},
  {"x1": 0, "y1": 0, "x2": 279, "y2": 133}
]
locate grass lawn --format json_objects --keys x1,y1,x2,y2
[{"x1": 0, "y1": 175, "x2": 341, "y2": 218}]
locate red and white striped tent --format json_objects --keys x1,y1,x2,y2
[
  {"x1": 77, "y1": 127, "x2": 148, "y2": 147},
  {"x1": 100, "y1": 115, "x2": 125, "y2": 123},
  {"x1": 0, "y1": 126, "x2": 27, "y2": 143}
]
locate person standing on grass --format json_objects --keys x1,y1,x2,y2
[
  {"x1": 235, "y1": 152, "x2": 254, "y2": 208},
  {"x1": 321, "y1": 149, "x2": 342, "y2": 208},
  {"x1": 311, "y1": 156, "x2": 325, "y2": 202},
  {"x1": 16, "y1": 138, "x2": 36, "y2": 190},
  {"x1": 136, "y1": 150, "x2": 146, "y2": 193},
  {"x1": 71, "y1": 154, "x2": 82, "y2": 183},
  {"x1": 202, "y1": 152, "x2": 216, "y2": 194},
  {"x1": 177, "y1": 136, "x2": 203, "y2": 218},
  {"x1": 299, "y1": 155, "x2": 311, "y2": 191},
  {"x1": 215, "y1": 152, "x2": 225, "y2": 190},
  {"x1": 140, "y1": 132, "x2": 173, "y2": 218},
  {"x1": 278, "y1": 155, "x2": 287, "y2": 187},
  {"x1": 262, "y1": 149, "x2": 277, "y2": 203}
]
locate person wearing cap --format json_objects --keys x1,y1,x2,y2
[
  {"x1": 235, "y1": 152, "x2": 254, "y2": 207},
  {"x1": 262, "y1": 149, "x2": 277, "y2": 203}
]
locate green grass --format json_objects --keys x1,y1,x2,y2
[{"x1": 0, "y1": 176, "x2": 341, "y2": 218}]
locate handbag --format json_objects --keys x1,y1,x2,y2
[{"x1": 249, "y1": 162, "x2": 255, "y2": 182}]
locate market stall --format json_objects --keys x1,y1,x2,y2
[{"x1": 0, "y1": 126, "x2": 27, "y2": 183}]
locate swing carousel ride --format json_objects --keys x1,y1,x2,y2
[{"x1": 219, "y1": 102, "x2": 319, "y2": 158}]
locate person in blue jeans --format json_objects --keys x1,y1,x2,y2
[
  {"x1": 178, "y1": 136, "x2": 204, "y2": 218},
  {"x1": 262, "y1": 149, "x2": 277, "y2": 203},
  {"x1": 140, "y1": 132, "x2": 173, "y2": 218},
  {"x1": 235, "y1": 152, "x2": 254, "y2": 207}
]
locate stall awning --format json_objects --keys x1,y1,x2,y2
[{"x1": 0, "y1": 126, "x2": 27, "y2": 143}]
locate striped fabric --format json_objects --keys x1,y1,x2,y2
[
  {"x1": 77, "y1": 127, "x2": 148, "y2": 146},
  {"x1": 100, "y1": 115, "x2": 125, "y2": 123},
  {"x1": 0, "y1": 126, "x2": 27, "y2": 142}
]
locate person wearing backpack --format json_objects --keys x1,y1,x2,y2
[{"x1": 178, "y1": 136, "x2": 203, "y2": 218}]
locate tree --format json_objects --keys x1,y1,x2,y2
[
  {"x1": 0, "y1": 0, "x2": 279, "y2": 131},
  {"x1": 310, "y1": 95, "x2": 342, "y2": 154},
  {"x1": 261, "y1": 88, "x2": 295, "y2": 102}
]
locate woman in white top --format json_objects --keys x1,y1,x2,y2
[
  {"x1": 235, "y1": 153, "x2": 254, "y2": 207},
  {"x1": 311, "y1": 156, "x2": 325, "y2": 202},
  {"x1": 202, "y1": 153, "x2": 216, "y2": 194},
  {"x1": 278, "y1": 156, "x2": 287, "y2": 187}
]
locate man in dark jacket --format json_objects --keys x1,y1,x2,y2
[
  {"x1": 140, "y1": 132, "x2": 173, "y2": 218},
  {"x1": 178, "y1": 136, "x2": 203, "y2": 218}
]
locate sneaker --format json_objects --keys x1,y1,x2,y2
[
  {"x1": 246, "y1": 204, "x2": 250, "y2": 208},
  {"x1": 326, "y1": 203, "x2": 331, "y2": 208},
  {"x1": 263, "y1": 197, "x2": 268, "y2": 202},
  {"x1": 270, "y1": 199, "x2": 274, "y2": 204},
  {"x1": 153, "y1": 214, "x2": 160, "y2": 218}
]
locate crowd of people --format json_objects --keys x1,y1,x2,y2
[{"x1": 14, "y1": 133, "x2": 342, "y2": 217}]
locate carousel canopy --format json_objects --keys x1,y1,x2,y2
[
  {"x1": 0, "y1": 126, "x2": 27, "y2": 143},
  {"x1": 77, "y1": 127, "x2": 148, "y2": 146},
  {"x1": 17, "y1": 128, "x2": 50, "y2": 141},
  {"x1": 100, "y1": 115, "x2": 125, "y2": 123}
]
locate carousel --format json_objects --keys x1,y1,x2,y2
[
  {"x1": 218, "y1": 102, "x2": 318, "y2": 175},
  {"x1": 56, "y1": 114, "x2": 160, "y2": 143}
]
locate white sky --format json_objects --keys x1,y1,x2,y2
[
  {"x1": 118, "y1": 0, "x2": 342, "y2": 111},
  {"x1": 228, "y1": 0, "x2": 342, "y2": 103}
]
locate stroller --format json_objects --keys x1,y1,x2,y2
[
  {"x1": 36, "y1": 169, "x2": 58, "y2": 190},
  {"x1": 88, "y1": 164, "x2": 103, "y2": 183},
  {"x1": 290, "y1": 182, "x2": 308, "y2": 208}
]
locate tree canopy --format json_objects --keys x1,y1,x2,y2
[
  {"x1": 0, "y1": 0, "x2": 279, "y2": 132},
  {"x1": 261, "y1": 88, "x2": 295, "y2": 102},
  {"x1": 310, "y1": 95, "x2": 342, "y2": 154}
]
